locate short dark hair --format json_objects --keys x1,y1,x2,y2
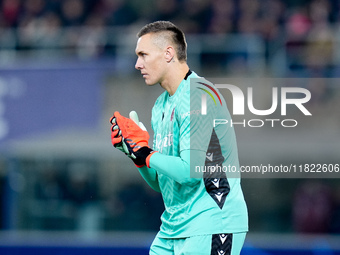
[{"x1": 137, "y1": 21, "x2": 187, "y2": 62}]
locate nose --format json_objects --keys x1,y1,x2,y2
[{"x1": 135, "y1": 57, "x2": 143, "y2": 70}]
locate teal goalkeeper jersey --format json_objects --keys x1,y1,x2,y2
[{"x1": 149, "y1": 71, "x2": 248, "y2": 238}]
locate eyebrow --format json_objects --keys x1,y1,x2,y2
[{"x1": 136, "y1": 50, "x2": 147, "y2": 56}]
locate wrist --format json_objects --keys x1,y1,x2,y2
[
  {"x1": 132, "y1": 147, "x2": 156, "y2": 168},
  {"x1": 146, "y1": 150, "x2": 157, "y2": 168}
]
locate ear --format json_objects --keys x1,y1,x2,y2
[{"x1": 165, "y1": 46, "x2": 176, "y2": 63}]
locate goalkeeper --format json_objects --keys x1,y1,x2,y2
[{"x1": 110, "y1": 21, "x2": 248, "y2": 255}]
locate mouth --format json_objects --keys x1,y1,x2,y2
[{"x1": 141, "y1": 73, "x2": 148, "y2": 78}]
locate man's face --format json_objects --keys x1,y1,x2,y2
[{"x1": 135, "y1": 34, "x2": 167, "y2": 85}]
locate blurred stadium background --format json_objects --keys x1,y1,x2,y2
[{"x1": 0, "y1": 0, "x2": 340, "y2": 254}]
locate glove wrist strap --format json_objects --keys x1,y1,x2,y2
[{"x1": 132, "y1": 147, "x2": 156, "y2": 168}]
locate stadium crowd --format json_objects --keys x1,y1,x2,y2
[
  {"x1": 0, "y1": 0, "x2": 338, "y2": 50},
  {"x1": 1, "y1": 0, "x2": 339, "y2": 34},
  {"x1": 1, "y1": 0, "x2": 338, "y2": 82}
]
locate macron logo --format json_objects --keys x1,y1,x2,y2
[
  {"x1": 206, "y1": 153, "x2": 213, "y2": 162},
  {"x1": 219, "y1": 234, "x2": 227, "y2": 244},
  {"x1": 215, "y1": 192, "x2": 223, "y2": 202},
  {"x1": 212, "y1": 178, "x2": 220, "y2": 188}
]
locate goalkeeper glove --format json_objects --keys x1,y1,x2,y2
[
  {"x1": 110, "y1": 111, "x2": 156, "y2": 168},
  {"x1": 110, "y1": 111, "x2": 144, "y2": 155}
]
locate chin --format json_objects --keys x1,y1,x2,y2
[{"x1": 145, "y1": 79, "x2": 157, "y2": 86}]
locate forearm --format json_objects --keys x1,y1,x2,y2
[
  {"x1": 138, "y1": 166, "x2": 161, "y2": 192},
  {"x1": 148, "y1": 149, "x2": 205, "y2": 185}
]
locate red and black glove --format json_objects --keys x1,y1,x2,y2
[{"x1": 110, "y1": 111, "x2": 156, "y2": 168}]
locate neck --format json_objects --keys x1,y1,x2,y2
[{"x1": 160, "y1": 62, "x2": 190, "y2": 96}]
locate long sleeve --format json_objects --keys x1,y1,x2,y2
[{"x1": 148, "y1": 149, "x2": 205, "y2": 185}]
